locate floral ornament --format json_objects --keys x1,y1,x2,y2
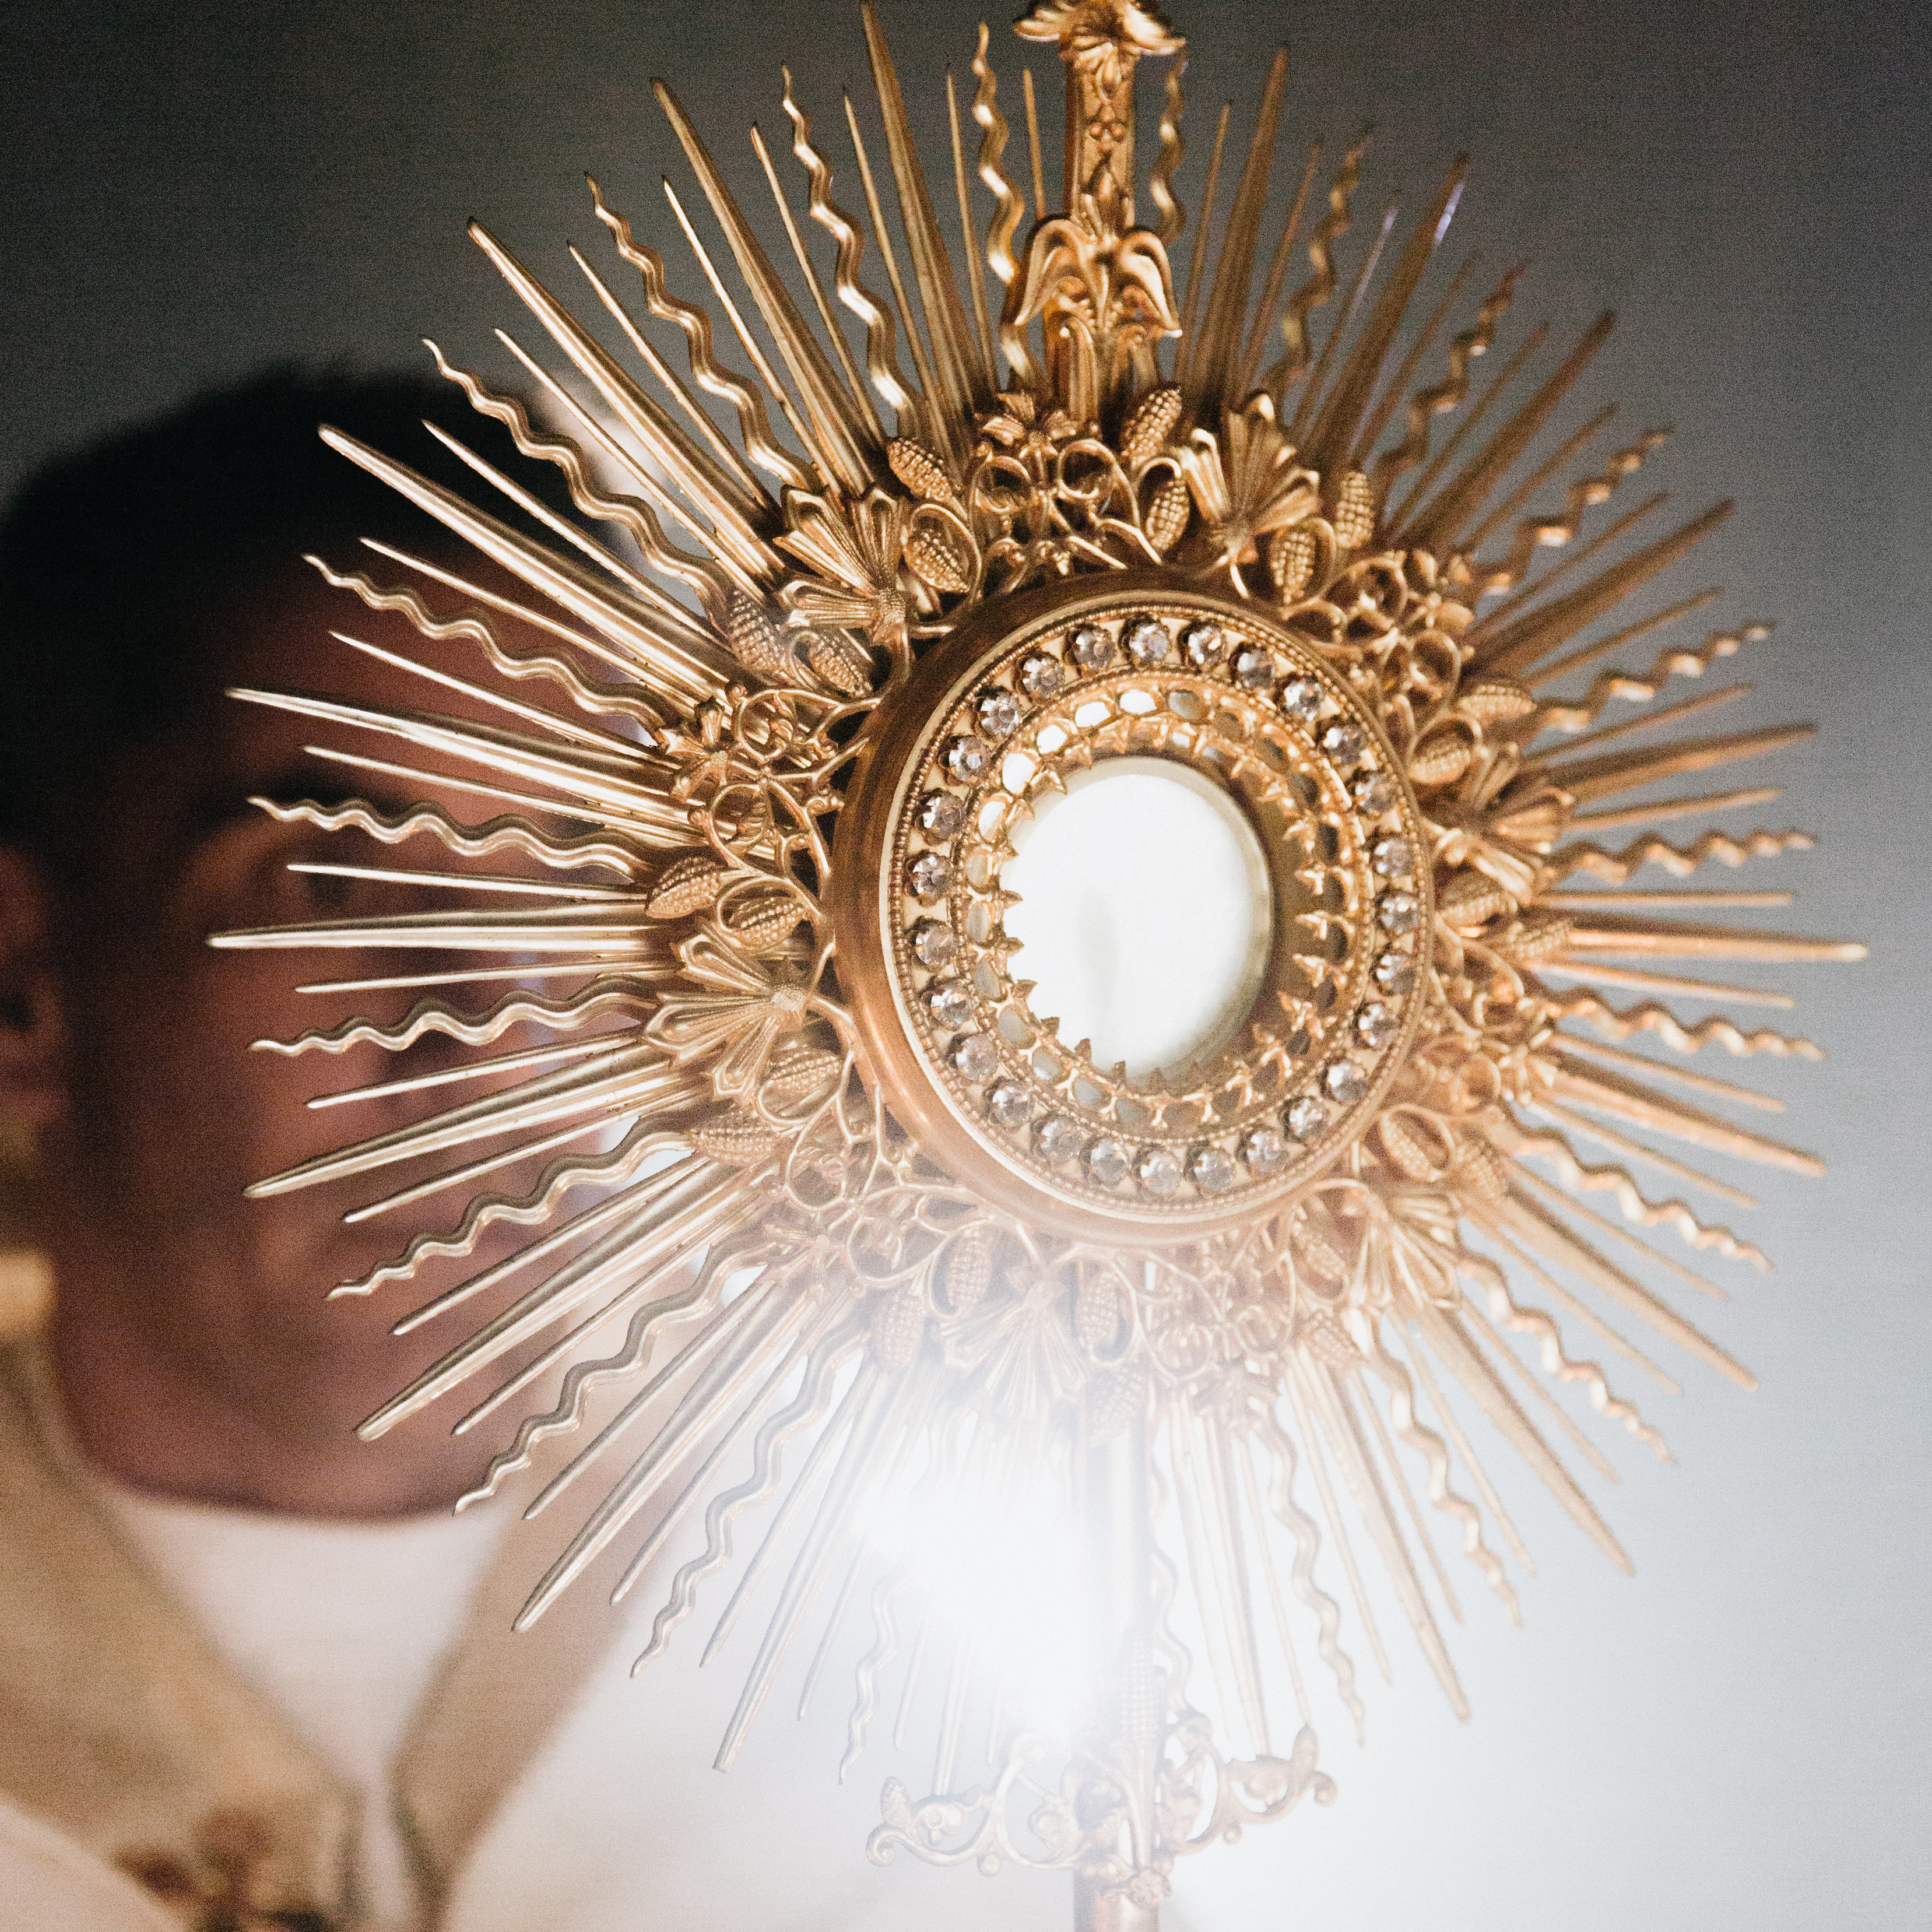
[
  {"x1": 777, "y1": 485, "x2": 912, "y2": 669},
  {"x1": 645, "y1": 926, "x2": 813, "y2": 1099},
  {"x1": 1016, "y1": 0, "x2": 1184, "y2": 71},
  {"x1": 1017, "y1": 1, "x2": 1185, "y2": 209},
  {"x1": 972, "y1": 392, "x2": 1120, "y2": 588},
  {"x1": 1004, "y1": 193, "x2": 1182, "y2": 417},
  {"x1": 1174, "y1": 393, "x2": 1323, "y2": 596},
  {"x1": 896, "y1": 391, "x2": 1195, "y2": 597}
]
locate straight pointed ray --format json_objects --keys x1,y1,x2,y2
[
  {"x1": 862, "y1": 2, "x2": 990, "y2": 420},
  {"x1": 1541, "y1": 720, "x2": 1813, "y2": 803},
  {"x1": 654, "y1": 79, "x2": 877, "y2": 491},
  {"x1": 1399, "y1": 310, "x2": 1616, "y2": 553},
  {"x1": 1367, "y1": 260, "x2": 1519, "y2": 505},
  {"x1": 469, "y1": 224, "x2": 774, "y2": 569},
  {"x1": 319, "y1": 428, "x2": 741, "y2": 700},
  {"x1": 1383, "y1": 314, "x2": 1545, "y2": 529},
  {"x1": 1189, "y1": 48, "x2": 1290, "y2": 418},
  {"x1": 1547, "y1": 1054, "x2": 1828, "y2": 1175},
  {"x1": 1348, "y1": 247, "x2": 1476, "y2": 470},
  {"x1": 1303, "y1": 157, "x2": 1465, "y2": 476},
  {"x1": 1290, "y1": 197, "x2": 1397, "y2": 445},
  {"x1": 1239, "y1": 141, "x2": 1323, "y2": 402},
  {"x1": 1176, "y1": 103, "x2": 1232, "y2": 381},
  {"x1": 782, "y1": 68, "x2": 923, "y2": 433},
  {"x1": 747, "y1": 125, "x2": 885, "y2": 441},
  {"x1": 1471, "y1": 501, "x2": 1735, "y2": 676}
]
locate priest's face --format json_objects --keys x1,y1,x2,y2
[{"x1": 1, "y1": 568, "x2": 561, "y2": 1509}]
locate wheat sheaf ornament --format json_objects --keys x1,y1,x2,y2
[{"x1": 216, "y1": 3, "x2": 1862, "y2": 1921}]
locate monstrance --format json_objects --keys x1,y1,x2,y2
[{"x1": 216, "y1": 4, "x2": 1864, "y2": 1923}]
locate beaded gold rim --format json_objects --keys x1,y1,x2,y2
[{"x1": 833, "y1": 572, "x2": 1432, "y2": 1241}]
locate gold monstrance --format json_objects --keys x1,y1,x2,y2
[{"x1": 216, "y1": 5, "x2": 1863, "y2": 1924}]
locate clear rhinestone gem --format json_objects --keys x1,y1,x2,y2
[
  {"x1": 952, "y1": 1032, "x2": 998, "y2": 1081},
  {"x1": 977, "y1": 689, "x2": 1023, "y2": 739},
  {"x1": 1279, "y1": 675, "x2": 1323, "y2": 721},
  {"x1": 1323, "y1": 1058, "x2": 1367, "y2": 1106},
  {"x1": 1355, "y1": 1001, "x2": 1399, "y2": 1048},
  {"x1": 1018, "y1": 651, "x2": 1064, "y2": 697},
  {"x1": 1125, "y1": 616, "x2": 1172, "y2": 666},
  {"x1": 1086, "y1": 1136, "x2": 1130, "y2": 1185},
  {"x1": 1135, "y1": 1146, "x2": 1183, "y2": 1196},
  {"x1": 907, "y1": 851, "x2": 951, "y2": 900},
  {"x1": 1239, "y1": 1125, "x2": 1291, "y2": 1176},
  {"x1": 1374, "y1": 950, "x2": 1417, "y2": 996},
  {"x1": 1371, "y1": 835, "x2": 1415, "y2": 880},
  {"x1": 1189, "y1": 1144, "x2": 1237, "y2": 1193},
  {"x1": 1353, "y1": 770, "x2": 1395, "y2": 815},
  {"x1": 1320, "y1": 722, "x2": 1367, "y2": 768},
  {"x1": 1285, "y1": 1095, "x2": 1328, "y2": 1143},
  {"x1": 1233, "y1": 645, "x2": 1276, "y2": 691},
  {"x1": 987, "y1": 1079, "x2": 1033, "y2": 1127},
  {"x1": 1069, "y1": 623, "x2": 1113, "y2": 670},
  {"x1": 946, "y1": 735, "x2": 992, "y2": 782},
  {"x1": 1037, "y1": 1113, "x2": 1083, "y2": 1161},
  {"x1": 1377, "y1": 890, "x2": 1420, "y2": 935},
  {"x1": 1181, "y1": 620, "x2": 1226, "y2": 667},
  {"x1": 916, "y1": 789, "x2": 966, "y2": 837},
  {"x1": 923, "y1": 978, "x2": 972, "y2": 1028},
  {"x1": 911, "y1": 919, "x2": 957, "y2": 968}
]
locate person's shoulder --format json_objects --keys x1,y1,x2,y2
[{"x1": 0, "y1": 1790, "x2": 178, "y2": 1931}]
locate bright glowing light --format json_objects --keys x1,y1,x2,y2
[{"x1": 856, "y1": 1420, "x2": 1096, "y2": 1740}]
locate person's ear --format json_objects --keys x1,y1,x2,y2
[{"x1": 0, "y1": 845, "x2": 66, "y2": 1131}]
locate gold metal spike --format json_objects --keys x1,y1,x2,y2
[{"x1": 209, "y1": 7, "x2": 1861, "y2": 1920}]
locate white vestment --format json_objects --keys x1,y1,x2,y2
[{"x1": 0, "y1": 1334, "x2": 1113, "y2": 1931}]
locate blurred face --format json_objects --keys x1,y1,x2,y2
[{"x1": 21, "y1": 569, "x2": 572, "y2": 1507}]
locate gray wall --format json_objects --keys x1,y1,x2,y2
[{"x1": 2, "y1": 1, "x2": 1926, "y2": 1926}]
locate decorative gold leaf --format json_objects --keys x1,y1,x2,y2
[
  {"x1": 1295, "y1": 1306, "x2": 1361, "y2": 1367},
  {"x1": 1270, "y1": 522, "x2": 1320, "y2": 600},
  {"x1": 1330, "y1": 468, "x2": 1376, "y2": 550},
  {"x1": 1440, "y1": 867, "x2": 1516, "y2": 928},
  {"x1": 801, "y1": 627, "x2": 874, "y2": 697},
  {"x1": 1143, "y1": 475, "x2": 1192, "y2": 554},
  {"x1": 724, "y1": 894, "x2": 808, "y2": 954},
  {"x1": 1453, "y1": 1133, "x2": 1512, "y2": 1203},
  {"x1": 726, "y1": 591, "x2": 794, "y2": 680},
  {"x1": 1119, "y1": 384, "x2": 1183, "y2": 467},
  {"x1": 939, "y1": 1228, "x2": 992, "y2": 1317},
  {"x1": 869, "y1": 1284, "x2": 927, "y2": 1371},
  {"x1": 1377, "y1": 1111, "x2": 1449, "y2": 1183},
  {"x1": 1084, "y1": 1364, "x2": 1149, "y2": 1441},
  {"x1": 904, "y1": 521, "x2": 974, "y2": 593},
  {"x1": 1492, "y1": 909, "x2": 1574, "y2": 963},
  {"x1": 647, "y1": 851, "x2": 728, "y2": 918},
  {"x1": 1460, "y1": 673, "x2": 1537, "y2": 723},
  {"x1": 1409, "y1": 732, "x2": 1474, "y2": 786},
  {"x1": 689, "y1": 1111, "x2": 781, "y2": 1162},
  {"x1": 1074, "y1": 1272, "x2": 1125, "y2": 1351},
  {"x1": 887, "y1": 437, "x2": 960, "y2": 504},
  {"x1": 1489, "y1": 794, "x2": 1569, "y2": 849},
  {"x1": 761, "y1": 1041, "x2": 843, "y2": 1102}
]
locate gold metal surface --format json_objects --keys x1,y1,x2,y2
[{"x1": 209, "y1": 1, "x2": 1863, "y2": 1919}]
